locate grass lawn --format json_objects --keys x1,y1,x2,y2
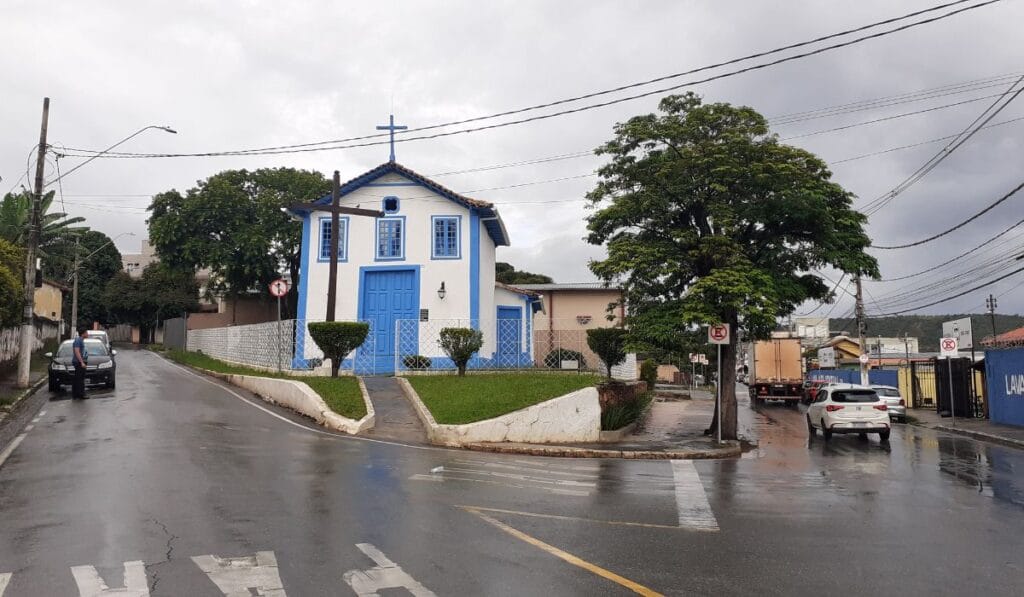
[
  {"x1": 164, "y1": 349, "x2": 366, "y2": 420},
  {"x1": 408, "y1": 373, "x2": 600, "y2": 425}
]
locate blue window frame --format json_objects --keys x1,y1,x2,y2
[
  {"x1": 375, "y1": 216, "x2": 406, "y2": 261},
  {"x1": 318, "y1": 216, "x2": 349, "y2": 262},
  {"x1": 431, "y1": 215, "x2": 461, "y2": 259},
  {"x1": 382, "y1": 195, "x2": 400, "y2": 214}
]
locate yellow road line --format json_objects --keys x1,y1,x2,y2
[
  {"x1": 456, "y1": 505, "x2": 685, "y2": 530},
  {"x1": 464, "y1": 507, "x2": 664, "y2": 597}
]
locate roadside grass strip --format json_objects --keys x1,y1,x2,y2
[
  {"x1": 165, "y1": 349, "x2": 366, "y2": 420},
  {"x1": 406, "y1": 373, "x2": 600, "y2": 425}
]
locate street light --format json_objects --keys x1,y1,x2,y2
[
  {"x1": 68, "y1": 232, "x2": 135, "y2": 337},
  {"x1": 48, "y1": 125, "x2": 177, "y2": 185}
]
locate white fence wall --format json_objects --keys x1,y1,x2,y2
[
  {"x1": 187, "y1": 319, "x2": 296, "y2": 371},
  {"x1": 0, "y1": 320, "x2": 60, "y2": 364}
]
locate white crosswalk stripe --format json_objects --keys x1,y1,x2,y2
[
  {"x1": 191, "y1": 551, "x2": 287, "y2": 596},
  {"x1": 70, "y1": 560, "x2": 149, "y2": 596},
  {"x1": 344, "y1": 543, "x2": 437, "y2": 596},
  {"x1": 0, "y1": 573, "x2": 10, "y2": 597},
  {"x1": 410, "y1": 458, "x2": 606, "y2": 496},
  {"x1": 671, "y1": 460, "x2": 719, "y2": 531}
]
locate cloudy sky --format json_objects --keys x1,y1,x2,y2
[{"x1": 3, "y1": 0, "x2": 1023, "y2": 320}]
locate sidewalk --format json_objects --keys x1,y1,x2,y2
[
  {"x1": 909, "y1": 408, "x2": 1024, "y2": 449},
  {"x1": 360, "y1": 377, "x2": 428, "y2": 444},
  {"x1": 465, "y1": 389, "x2": 741, "y2": 459}
]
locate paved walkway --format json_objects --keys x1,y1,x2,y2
[
  {"x1": 909, "y1": 407, "x2": 1024, "y2": 449},
  {"x1": 360, "y1": 377, "x2": 428, "y2": 444}
]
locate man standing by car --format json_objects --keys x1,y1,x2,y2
[{"x1": 72, "y1": 325, "x2": 89, "y2": 399}]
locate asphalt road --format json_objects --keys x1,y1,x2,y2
[{"x1": 0, "y1": 349, "x2": 1022, "y2": 596}]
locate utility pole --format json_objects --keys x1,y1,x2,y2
[
  {"x1": 70, "y1": 238, "x2": 80, "y2": 339},
  {"x1": 855, "y1": 276, "x2": 868, "y2": 385},
  {"x1": 986, "y1": 294, "x2": 998, "y2": 344},
  {"x1": 325, "y1": 170, "x2": 340, "y2": 322},
  {"x1": 17, "y1": 98, "x2": 49, "y2": 388}
]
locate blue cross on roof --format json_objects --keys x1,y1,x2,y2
[{"x1": 376, "y1": 114, "x2": 408, "y2": 162}]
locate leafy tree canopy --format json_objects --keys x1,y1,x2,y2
[
  {"x1": 40, "y1": 230, "x2": 123, "y2": 328},
  {"x1": 147, "y1": 168, "x2": 330, "y2": 318},
  {"x1": 0, "y1": 239, "x2": 25, "y2": 328},
  {"x1": 586, "y1": 93, "x2": 877, "y2": 439},
  {"x1": 105, "y1": 263, "x2": 200, "y2": 328},
  {"x1": 0, "y1": 190, "x2": 86, "y2": 257},
  {"x1": 495, "y1": 262, "x2": 553, "y2": 285}
]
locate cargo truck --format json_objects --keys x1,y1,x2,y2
[{"x1": 747, "y1": 338, "x2": 803, "y2": 406}]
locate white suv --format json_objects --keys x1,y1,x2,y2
[{"x1": 807, "y1": 383, "x2": 891, "y2": 441}]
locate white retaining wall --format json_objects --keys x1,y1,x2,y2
[{"x1": 399, "y1": 378, "x2": 601, "y2": 446}]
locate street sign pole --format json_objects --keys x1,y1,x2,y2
[
  {"x1": 948, "y1": 355, "x2": 955, "y2": 427},
  {"x1": 277, "y1": 295, "x2": 282, "y2": 373},
  {"x1": 716, "y1": 343, "x2": 722, "y2": 444}
]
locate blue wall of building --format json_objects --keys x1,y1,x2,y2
[
  {"x1": 807, "y1": 369, "x2": 898, "y2": 387},
  {"x1": 985, "y1": 348, "x2": 1024, "y2": 428}
]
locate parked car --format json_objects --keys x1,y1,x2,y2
[
  {"x1": 807, "y1": 383, "x2": 890, "y2": 441},
  {"x1": 84, "y1": 330, "x2": 112, "y2": 353},
  {"x1": 802, "y1": 379, "x2": 830, "y2": 405},
  {"x1": 47, "y1": 339, "x2": 117, "y2": 391},
  {"x1": 870, "y1": 385, "x2": 906, "y2": 422}
]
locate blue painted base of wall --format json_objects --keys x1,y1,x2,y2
[{"x1": 808, "y1": 369, "x2": 898, "y2": 387}]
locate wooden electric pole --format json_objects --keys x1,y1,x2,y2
[
  {"x1": 17, "y1": 98, "x2": 49, "y2": 388},
  {"x1": 855, "y1": 276, "x2": 868, "y2": 386}
]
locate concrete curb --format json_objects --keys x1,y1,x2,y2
[
  {"x1": 0, "y1": 377, "x2": 47, "y2": 422},
  {"x1": 933, "y1": 425, "x2": 1024, "y2": 450},
  {"x1": 194, "y1": 367, "x2": 374, "y2": 435},
  {"x1": 397, "y1": 378, "x2": 601, "y2": 446},
  {"x1": 463, "y1": 440, "x2": 742, "y2": 460}
]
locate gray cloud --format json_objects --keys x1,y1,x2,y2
[{"x1": 3, "y1": 0, "x2": 1023, "y2": 320}]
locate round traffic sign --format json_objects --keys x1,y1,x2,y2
[
  {"x1": 941, "y1": 338, "x2": 957, "y2": 352},
  {"x1": 709, "y1": 325, "x2": 728, "y2": 342},
  {"x1": 268, "y1": 278, "x2": 289, "y2": 298},
  {"x1": 858, "y1": 353, "x2": 869, "y2": 364}
]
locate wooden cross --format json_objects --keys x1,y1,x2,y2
[{"x1": 289, "y1": 170, "x2": 384, "y2": 321}]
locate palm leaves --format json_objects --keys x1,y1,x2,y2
[{"x1": 0, "y1": 190, "x2": 87, "y2": 257}]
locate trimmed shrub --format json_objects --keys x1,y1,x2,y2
[
  {"x1": 640, "y1": 359, "x2": 658, "y2": 389},
  {"x1": 601, "y1": 391, "x2": 653, "y2": 431},
  {"x1": 402, "y1": 354, "x2": 432, "y2": 370},
  {"x1": 438, "y1": 327, "x2": 483, "y2": 377},
  {"x1": 543, "y1": 348, "x2": 587, "y2": 370},
  {"x1": 307, "y1": 322, "x2": 370, "y2": 377},
  {"x1": 586, "y1": 327, "x2": 628, "y2": 380}
]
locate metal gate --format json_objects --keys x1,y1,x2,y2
[
  {"x1": 162, "y1": 317, "x2": 187, "y2": 350},
  {"x1": 910, "y1": 361, "x2": 936, "y2": 408}
]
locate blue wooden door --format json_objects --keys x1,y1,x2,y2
[
  {"x1": 496, "y1": 306, "x2": 523, "y2": 367},
  {"x1": 360, "y1": 269, "x2": 418, "y2": 374}
]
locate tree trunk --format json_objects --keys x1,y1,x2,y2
[
  {"x1": 330, "y1": 358, "x2": 339, "y2": 378},
  {"x1": 458, "y1": 364, "x2": 466, "y2": 377},
  {"x1": 288, "y1": 255, "x2": 300, "y2": 320},
  {"x1": 706, "y1": 312, "x2": 739, "y2": 441},
  {"x1": 231, "y1": 294, "x2": 238, "y2": 325}
]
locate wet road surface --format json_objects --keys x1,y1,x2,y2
[{"x1": 1, "y1": 349, "x2": 1022, "y2": 595}]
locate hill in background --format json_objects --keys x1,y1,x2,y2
[{"x1": 829, "y1": 314, "x2": 1024, "y2": 352}]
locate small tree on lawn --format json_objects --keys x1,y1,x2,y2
[
  {"x1": 308, "y1": 322, "x2": 369, "y2": 377},
  {"x1": 587, "y1": 328, "x2": 628, "y2": 381},
  {"x1": 438, "y1": 327, "x2": 483, "y2": 377}
]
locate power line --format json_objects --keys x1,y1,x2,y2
[
  {"x1": 871, "y1": 214, "x2": 1024, "y2": 281},
  {"x1": 872, "y1": 179, "x2": 1024, "y2": 249},
  {"x1": 830, "y1": 114, "x2": 1024, "y2": 164},
  {"x1": 59, "y1": 0, "x2": 1002, "y2": 160},
  {"x1": 862, "y1": 74, "x2": 1024, "y2": 215},
  {"x1": 871, "y1": 263, "x2": 1024, "y2": 315}
]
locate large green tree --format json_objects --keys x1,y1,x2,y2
[
  {"x1": 0, "y1": 239, "x2": 24, "y2": 328},
  {"x1": 495, "y1": 262, "x2": 554, "y2": 285},
  {"x1": 586, "y1": 93, "x2": 878, "y2": 440},
  {"x1": 105, "y1": 263, "x2": 199, "y2": 330},
  {"x1": 147, "y1": 168, "x2": 329, "y2": 320},
  {"x1": 41, "y1": 230, "x2": 123, "y2": 329}
]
